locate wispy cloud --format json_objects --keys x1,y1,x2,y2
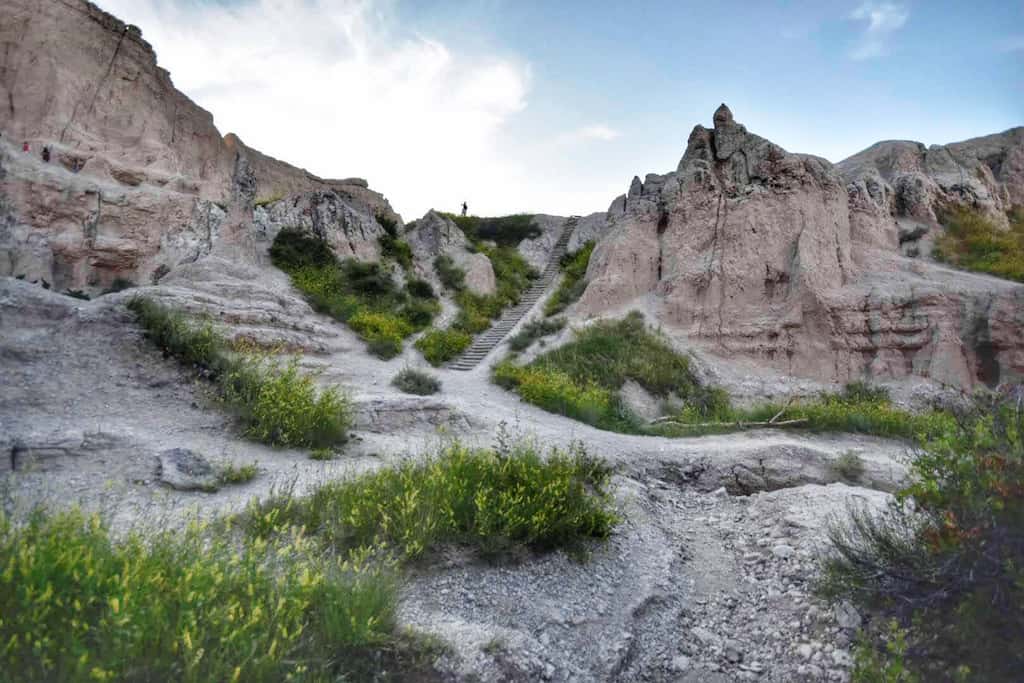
[
  {"x1": 557, "y1": 124, "x2": 622, "y2": 144},
  {"x1": 848, "y1": 2, "x2": 909, "y2": 60}
]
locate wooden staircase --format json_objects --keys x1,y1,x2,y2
[{"x1": 448, "y1": 216, "x2": 577, "y2": 371}]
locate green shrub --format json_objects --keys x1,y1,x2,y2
[
  {"x1": 820, "y1": 391, "x2": 1024, "y2": 681},
  {"x1": 221, "y1": 357, "x2": 352, "y2": 447},
  {"x1": 376, "y1": 212, "x2": 399, "y2": 238},
  {"x1": 310, "y1": 447, "x2": 335, "y2": 461},
  {"x1": 270, "y1": 229, "x2": 435, "y2": 357},
  {"x1": 248, "y1": 440, "x2": 619, "y2": 559},
  {"x1": 405, "y1": 278, "x2": 437, "y2": 300},
  {"x1": 433, "y1": 254, "x2": 465, "y2": 292},
  {"x1": 508, "y1": 317, "x2": 565, "y2": 352},
  {"x1": 348, "y1": 310, "x2": 414, "y2": 360},
  {"x1": 217, "y1": 461, "x2": 259, "y2": 485},
  {"x1": 130, "y1": 298, "x2": 352, "y2": 448},
  {"x1": 0, "y1": 509, "x2": 400, "y2": 682},
  {"x1": 545, "y1": 241, "x2": 595, "y2": 316},
  {"x1": 415, "y1": 328, "x2": 472, "y2": 366},
  {"x1": 441, "y1": 213, "x2": 540, "y2": 246},
  {"x1": 933, "y1": 206, "x2": 1024, "y2": 282},
  {"x1": 379, "y1": 233, "x2": 413, "y2": 270},
  {"x1": 392, "y1": 367, "x2": 442, "y2": 395}
]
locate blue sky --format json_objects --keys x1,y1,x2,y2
[{"x1": 100, "y1": 0, "x2": 1022, "y2": 219}]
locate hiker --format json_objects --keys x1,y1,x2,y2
[
  {"x1": 41, "y1": 146, "x2": 50, "y2": 163},
  {"x1": 461, "y1": 201, "x2": 468, "y2": 217},
  {"x1": 22, "y1": 141, "x2": 29, "y2": 153}
]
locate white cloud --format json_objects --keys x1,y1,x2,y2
[
  {"x1": 96, "y1": 0, "x2": 534, "y2": 219},
  {"x1": 848, "y1": 2, "x2": 909, "y2": 60},
  {"x1": 555, "y1": 124, "x2": 622, "y2": 145}
]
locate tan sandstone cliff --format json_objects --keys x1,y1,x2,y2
[
  {"x1": 0, "y1": 0, "x2": 400, "y2": 293},
  {"x1": 578, "y1": 105, "x2": 1024, "y2": 390}
]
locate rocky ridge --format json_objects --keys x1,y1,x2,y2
[{"x1": 577, "y1": 104, "x2": 1024, "y2": 391}]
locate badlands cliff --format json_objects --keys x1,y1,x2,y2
[{"x1": 578, "y1": 104, "x2": 1024, "y2": 390}]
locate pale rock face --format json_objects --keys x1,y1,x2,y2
[
  {"x1": 0, "y1": 0, "x2": 400, "y2": 292},
  {"x1": 579, "y1": 105, "x2": 1024, "y2": 390},
  {"x1": 836, "y1": 128, "x2": 1024, "y2": 251},
  {"x1": 253, "y1": 191, "x2": 386, "y2": 264},
  {"x1": 406, "y1": 210, "x2": 496, "y2": 296}
]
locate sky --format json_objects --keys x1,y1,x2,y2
[{"x1": 98, "y1": 0, "x2": 1023, "y2": 220}]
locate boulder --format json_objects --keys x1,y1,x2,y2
[
  {"x1": 406, "y1": 210, "x2": 496, "y2": 296},
  {"x1": 156, "y1": 448, "x2": 218, "y2": 491}
]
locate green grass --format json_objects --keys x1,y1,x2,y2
[
  {"x1": 129, "y1": 298, "x2": 352, "y2": 448},
  {"x1": 0, "y1": 509, "x2": 410, "y2": 683},
  {"x1": 414, "y1": 328, "x2": 472, "y2": 367},
  {"x1": 933, "y1": 205, "x2": 1024, "y2": 282},
  {"x1": 440, "y1": 213, "x2": 540, "y2": 246},
  {"x1": 821, "y1": 392, "x2": 1024, "y2": 681},
  {"x1": 217, "y1": 461, "x2": 259, "y2": 486},
  {"x1": 379, "y1": 233, "x2": 413, "y2": 270},
  {"x1": 270, "y1": 229, "x2": 438, "y2": 358},
  {"x1": 494, "y1": 313, "x2": 955, "y2": 440},
  {"x1": 253, "y1": 193, "x2": 284, "y2": 209},
  {"x1": 433, "y1": 254, "x2": 465, "y2": 293},
  {"x1": 391, "y1": 367, "x2": 442, "y2": 395},
  {"x1": 508, "y1": 317, "x2": 566, "y2": 352},
  {"x1": 545, "y1": 241, "x2": 595, "y2": 316},
  {"x1": 247, "y1": 440, "x2": 619, "y2": 560}
]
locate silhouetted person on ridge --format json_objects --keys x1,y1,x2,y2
[
  {"x1": 41, "y1": 146, "x2": 50, "y2": 163},
  {"x1": 461, "y1": 201, "x2": 468, "y2": 217}
]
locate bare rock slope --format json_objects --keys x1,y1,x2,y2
[
  {"x1": 578, "y1": 105, "x2": 1024, "y2": 390},
  {"x1": 0, "y1": 0, "x2": 399, "y2": 293}
]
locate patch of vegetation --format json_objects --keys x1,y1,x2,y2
[
  {"x1": 820, "y1": 391, "x2": 1024, "y2": 681},
  {"x1": 405, "y1": 278, "x2": 436, "y2": 300},
  {"x1": 933, "y1": 205, "x2": 1024, "y2": 282},
  {"x1": 247, "y1": 440, "x2": 619, "y2": 559},
  {"x1": 0, "y1": 508, "x2": 421, "y2": 683},
  {"x1": 494, "y1": 312, "x2": 714, "y2": 432},
  {"x1": 217, "y1": 461, "x2": 259, "y2": 486},
  {"x1": 310, "y1": 447, "x2": 335, "y2": 461},
  {"x1": 376, "y1": 212, "x2": 399, "y2": 238},
  {"x1": 415, "y1": 328, "x2": 472, "y2": 367},
  {"x1": 270, "y1": 228, "x2": 438, "y2": 358},
  {"x1": 508, "y1": 317, "x2": 565, "y2": 353},
  {"x1": 392, "y1": 367, "x2": 441, "y2": 395},
  {"x1": 545, "y1": 241, "x2": 595, "y2": 316},
  {"x1": 433, "y1": 254, "x2": 465, "y2": 292},
  {"x1": 129, "y1": 298, "x2": 352, "y2": 448},
  {"x1": 253, "y1": 193, "x2": 284, "y2": 209},
  {"x1": 380, "y1": 233, "x2": 413, "y2": 270},
  {"x1": 441, "y1": 213, "x2": 540, "y2": 246},
  {"x1": 831, "y1": 450, "x2": 866, "y2": 483},
  {"x1": 423, "y1": 243, "x2": 538, "y2": 366},
  {"x1": 494, "y1": 313, "x2": 954, "y2": 440}
]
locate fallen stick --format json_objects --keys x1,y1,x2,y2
[{"x1": 650, "y1": 418, "x2": 809, "y2": 429}]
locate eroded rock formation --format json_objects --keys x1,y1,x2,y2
[
  {"x1": 578, "y1": 105, "x2": 1024, "y2": 390},
  {"x1": 0, "y1": 0, "x2": 399, "y2": 293}
]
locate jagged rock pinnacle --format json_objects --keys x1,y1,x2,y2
[{"x1": 713, "y1": 103, "x2": 734, "y2": 128}]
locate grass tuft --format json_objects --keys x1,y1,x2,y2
[
  {"x1": 129, "y1": 298, "x2": 352, "y2": 448},
  {"x1": 508, "y1": 317, "x2": 566, "y2": 352},
  {"x1": 933, "y1": 205, "x2": 1024, "y2": 282},
  {"x1": 217, "y1": 461, "x2": 259, "y2": 486},
  {"x1": 392, "y1": 367, "x2": 442, "y2": 395},
  {"x1": 247, "y1": 440, "x2": 619, "y2": 560},
  {"x1": 545, "y1": 241, "x2": 595, "y2": 316}
]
